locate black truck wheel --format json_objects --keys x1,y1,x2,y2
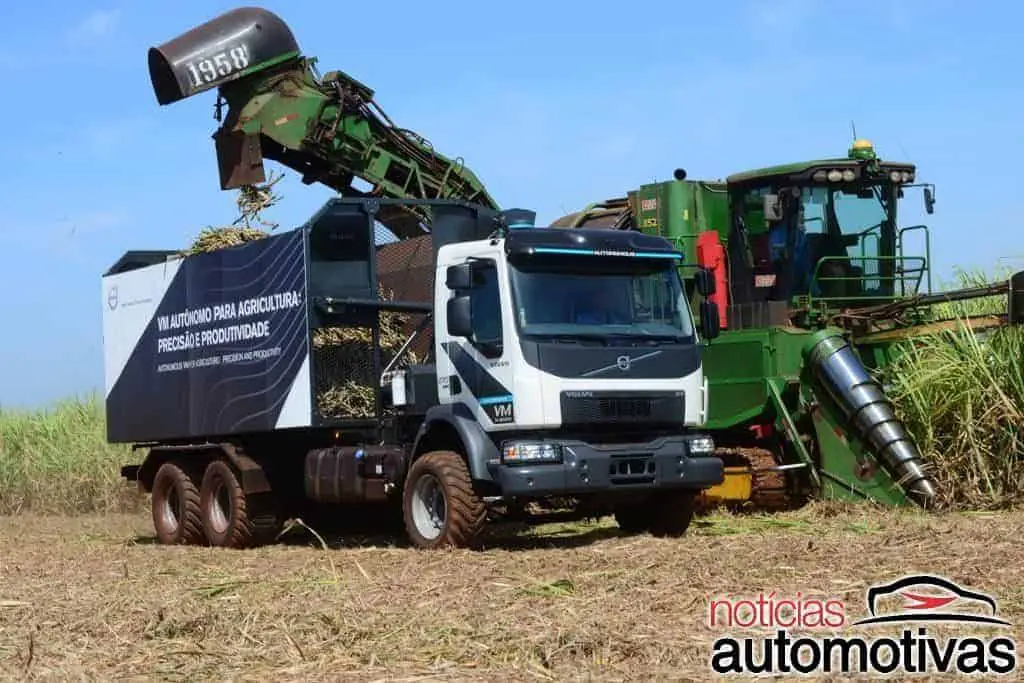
[
  {"x1": 613, "y1": 505, "x2": 651, "y2": 534},
  {"x1": 403, "y1": 450, "x2": 486, "y2": 549},
  {"x1": 648, "y1": 491, "x2": 697, "y2": 537},
  {"x1": 151, "y1": 461, "x2": 204, "y2": 545},
  {"x1": 199, "y1": 459, "x2": 281, "y2": 549},
  {"x1": 614, "y1": 490, "x2": 697, "y2": 537}
]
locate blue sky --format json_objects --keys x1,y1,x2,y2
[{"x1": 0, "y1": 0, "x2": 1021, "y2": 407}]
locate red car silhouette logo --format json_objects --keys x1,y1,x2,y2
[{"x1": 852, "y1": 574, "x2": 1010, "y2": 627}]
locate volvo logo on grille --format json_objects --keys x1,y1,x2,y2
[{"x1": 581, "y1": 350, "x2": 663, "y2": 377}]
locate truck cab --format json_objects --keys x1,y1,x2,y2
[{"x1": 387, "y1": 213, "x2": 725, "y2": 546}]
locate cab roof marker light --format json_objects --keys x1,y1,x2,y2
[{"x1": 530, "y1": 247, "x2": 683, "y2": 259}]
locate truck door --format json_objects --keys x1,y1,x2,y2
[{"x1": 436, "y1": 258, "x2": 517, "y2": 426}]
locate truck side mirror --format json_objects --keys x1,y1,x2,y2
[
  {"x1": 694, "y1": 268, "x2": 716, "y2": 297},
  {"x1": 924, "y1": 186, "x2": 935, "y2": 215},
  {"x1": 699, "y1": 300, "x2": 720, "y2": 340},
  {"x1": 763, "y1": 194, "x2": 783, "y2": 221},
  {"x1": 447, "y1": 295, "x2": 472, "y2": 338},
  {"x1": 446, "y1": 263, "x2": 473, "y2": 290}
]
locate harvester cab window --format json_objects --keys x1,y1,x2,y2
[
  {"x1": 797, "y1": 187, "x2": 845, "y2": 297},
  {"x1": 830, "y1": 188, "x2": 887, "y2": 294}
]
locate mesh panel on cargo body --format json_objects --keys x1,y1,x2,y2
[{"x1": 312, "y1": 234, "x2": 435, "y2": 422}]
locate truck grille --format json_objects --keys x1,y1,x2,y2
[{"x1": 559, "y1": 391, "x2": 684, "y2": 427}]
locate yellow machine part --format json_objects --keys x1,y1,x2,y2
[
  {"x1": 697, "y1": 447, "x2": 796, "y2": 511},
  {"x1": 699, "y1": 466, "x2": 753, "y2": 504}
]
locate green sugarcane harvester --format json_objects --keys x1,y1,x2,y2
[{"x1": 147, "y1": 7, "x2": 1024, "y2": 512}]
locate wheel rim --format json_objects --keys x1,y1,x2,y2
[
  {"x1": 410, "y1": 474, "x2": 446, "y2": 541},
  {"x1": 160, "y1": 485, "x2": 181, "y2": 531},
  {"x1": 209, "y1": 479, "x2": 230, "y2": 534}
]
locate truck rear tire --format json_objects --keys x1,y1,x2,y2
[
  {"x1": 199, "y1": 459, "x2": 281, "y2": 549},
  {"x1": 403, "y1": 450, "x2": 486, "y2": 549},
  {"x1": 151, "y1": 461, "x2": 204, "y2": 545}
]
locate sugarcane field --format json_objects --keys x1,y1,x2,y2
[{"x1": 2, "y1": 3, "x2": 1023, "y2": 680}]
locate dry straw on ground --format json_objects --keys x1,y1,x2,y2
[
  {"x1": 183, "y1": 175, "x2": 418, "y2": 419},
  {"x1": 1, "y1": 504, "x2": 1022, "y2": 680}
]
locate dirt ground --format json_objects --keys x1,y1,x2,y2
[{"x1": 0, "y1": 503, "x2": 1022, "y2": 681}]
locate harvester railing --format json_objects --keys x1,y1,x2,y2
[
  {"x1": 806, "y1": 255, "x2": 928, "y2": 309},
  {"x1": 897, "y1": 224, "x2": 933, "y2": 295}
]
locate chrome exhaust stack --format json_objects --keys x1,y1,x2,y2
[{"x1": 803, "y1": 331, "x2": 937, "y2": 507}]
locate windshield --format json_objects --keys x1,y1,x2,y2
[
  {"x1": 800, "y1": 184, "x2": 893, "y2": 294},
  {"x1": 739, "y1": 182, "x2": 898, "y2": 300},
  {"x1": 797, "y1": 185, "x2": 890, "y2": 242},
  {"x1": 508, "y1": 257, "x2": 695, "y2": 340}
]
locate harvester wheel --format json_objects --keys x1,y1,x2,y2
[
  {"x1": 199, "y1": 459, "x2": 281, "y2": 549},
  {"x1": 151, "y1": 461, "x2": 204, "y2": 545},
  {"x1": 403, "y1": 450, "x2": 486, "y2": 549}
]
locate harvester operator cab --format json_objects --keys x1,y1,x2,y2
[{"x1": 744, "y1": 184, "x2": 870, "y2": 303}]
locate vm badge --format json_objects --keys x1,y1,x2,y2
[{"x1": 616, "y1": 355, "x2": 631, "y2": 371}]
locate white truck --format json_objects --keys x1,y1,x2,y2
[{"x1": 104, "y1": 197, "x2": 724, "y2": 548}]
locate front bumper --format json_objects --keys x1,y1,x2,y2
[{"x1": 490, "y1": 436, "x2": 724, "y2": 497}]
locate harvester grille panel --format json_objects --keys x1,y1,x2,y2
[{"x1": 726, "y1": 302, "x2": 790, "y2": 330}]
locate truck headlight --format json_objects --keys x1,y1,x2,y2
[
  {"x1": 688, "y1": 436, "x2": 715, "y2": 455},
  {"x1": 502, "y1": 442, "x2": 563, "y2": 464}
]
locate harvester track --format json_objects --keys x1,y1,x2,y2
[{"x1": 701, "y1": 446, "x2": 800, "y2": 512}]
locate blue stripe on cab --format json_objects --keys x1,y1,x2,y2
[
  {"x1": 531, "y1": 247, "x2": 681, "y2": 259},
  {"x1": 479, "y1": 395, "x2": 513, "y2": 405}
]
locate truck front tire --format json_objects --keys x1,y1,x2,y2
[
  {"x1": 648, "y1": 491, "x2": 697, "y2": 537},
  {"x1": 199, "y1": 459, "x2": 281, "y2": 549},
  {"x1": 151, "y1": 461, "x2": 204, "y2": 545},
  {"x1": 403, "y1": 450, "x2": 486, "y2": 549},
  {"x1": 614, "y1": 490, "x2": 697, "y2": 538}
]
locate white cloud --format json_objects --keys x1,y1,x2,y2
[{"x1": 67, "y1": 9, "x2": 121, "y2": 45}]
